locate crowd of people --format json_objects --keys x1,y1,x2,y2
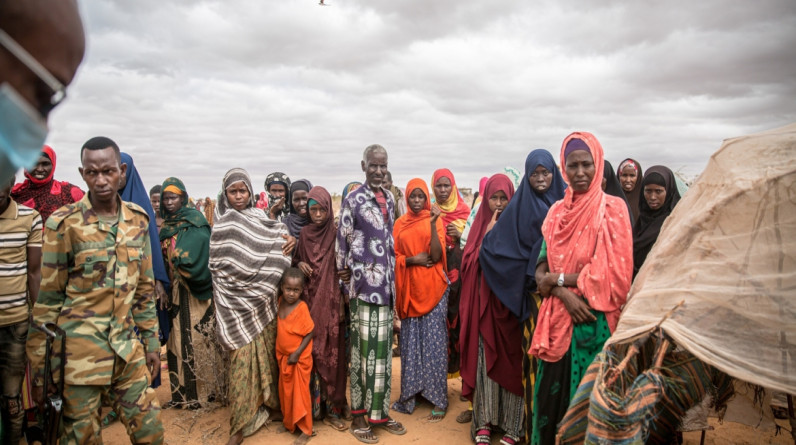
[{"x1": 0, "y1": 127, "x2": 688, "y2": 445}]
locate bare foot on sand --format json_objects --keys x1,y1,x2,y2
[
  {"x1": 293, "y1": 432, "x2": 312, "y2": 445},
  {"x1": 226, "y1": 431, "x2": 243, "y2": 445}
]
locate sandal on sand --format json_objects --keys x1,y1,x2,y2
[
  {"x1": 323, "y1": 415, "x2": 347, "y2": 431},
  {"x1": 456, "y1": 409, "x2": 472, "y2": 424},
  {"x1": 374, "y1": 418, "x2": 406, "y2": 435},
  {"x1": 426, "y1": 409, "x2": 446, "y2": 423},
  {"x1": 475, "y1": 428, "x2": 491, "y2": 444},
  {"x1": 349, "y1": 426, "x2": 379, "y2": 444},
  {"x1": 100, "y1": 410, "x2": 119, "y2": 429}
]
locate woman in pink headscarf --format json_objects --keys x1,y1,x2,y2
[{"x1": 529, "y1": 132, "x2": 633, "y2": 445}]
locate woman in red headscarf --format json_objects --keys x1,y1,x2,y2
[
  {"x1": 431, "y1": 168, "x2": 471, "y2": 378},
  {"x1": 11, "y1": 145, "x2": 84, "y2": 222},
  {"x1": 529, "y1": 132, "x2": 633, "y2": 445},
  {"x1": 458, "y1": 173, "x2": 521, "y2": 445}
]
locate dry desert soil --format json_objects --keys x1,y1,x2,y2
[{"x1": 103, "y1": 356, "x2": 792, "y2": 445}]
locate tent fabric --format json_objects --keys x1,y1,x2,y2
[
  {"x1": 609, "y1": 123, "x2": 796, "y2": 395},
  {"x1": 558, "y1": 337, "x2": 735, "y2": 444}
]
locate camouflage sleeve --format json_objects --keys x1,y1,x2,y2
[
  {"x1": 27, "y1": 220, "x2": 70, "y2": 385},
  {"x1": 133, "y1": 227, "x2": 159, "y2": 354}
]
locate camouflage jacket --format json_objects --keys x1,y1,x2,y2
[{"x1": 27, "y1": 194, "x2": 158, "y2": 386}]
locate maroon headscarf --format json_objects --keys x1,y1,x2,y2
[
  {"x1": 293, "y1": 186, "x2": 344, "y2": 398},
  {"x1": 11, "y1": 145, "x2": 84, "y2": 222},
  {"x1": 459, "y1": 173, "x2": 523, "y2": 400}
]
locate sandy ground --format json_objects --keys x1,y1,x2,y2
[{"x1": 103, "y1": 356, "x2": 793, "y2": 445}]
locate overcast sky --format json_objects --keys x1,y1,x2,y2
[{"x1": 43, "y1": 0, "x2": 796, "y2": 199}]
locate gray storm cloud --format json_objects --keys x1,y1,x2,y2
[{"x1": 43, "y1": 0, "x2": 796, "y2": 198}]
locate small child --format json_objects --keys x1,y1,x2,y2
[{"x1": 277, "y1": 267, "x2": 315, "y2": 445}]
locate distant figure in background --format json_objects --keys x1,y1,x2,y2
[
  {"x1": 502, "y1": 166, "x2": 522, "y2": 189},
  {"x1": 159, "y1": 177, "x2": 214, "y2": 409},
  {"x1": 285, "y1": 179, "x2": 313, "y2": 238},
  {"x1": 204, "y1": 196, "x2": 215, "y2": 226},
  {"x1": 150, "y1": 185, "x2": 164, "y2": 230},
  {"x1": 11, "y1": 145, "x2": 84, "y2": 223},
  {"x1": 460, "y1": 176, "x2": 488, "y2": 249},
  {"x1": 617, "y1": 158, "x2": 643, "y2": 225},
  {"x1": 265, "y1": 172, "x2": 291, "y2": 222},
  {"x1": 383, "y1": 171, "x2": 406, "y2": 220},
  {"x1": 341, "y1": 181, "x2": 361, "y2": 201},
  {"x1": 256, "y1": 192, "x2": 268, "y2": 210},
  {"x1": 632, "y1": 165, "x2": 681, "y2": 277},
  {"x1": 603, "y1": 160, "x2": 633, "y2": 224}
]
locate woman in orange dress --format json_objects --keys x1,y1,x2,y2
[{"x1": 391, "y1": 178, "x2": 450, "y2": 421}]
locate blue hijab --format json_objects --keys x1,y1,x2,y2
[
  {"x1": 479, "y1": 149, "x2": 566, "y2": 320},
  {"x1": 120, "y1": 153, "x2": 172, "y2": 376},
  {"x1": 120, "y1": 152, "x2": 170, "y2": 287}
]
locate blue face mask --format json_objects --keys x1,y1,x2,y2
[{"x1": 0, "y1": 83, "x2": 49, "y2": 184}]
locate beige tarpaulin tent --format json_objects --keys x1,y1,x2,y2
[{"x1": 608, "y1": 123, "x2": 795, "y2": 396}]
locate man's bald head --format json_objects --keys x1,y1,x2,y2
[{"x1": 0, "y1": 0, "x2": 85, "y2": 117}]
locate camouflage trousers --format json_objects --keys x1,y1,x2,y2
[
  {"x1": 60, "y1": 350, "x2": 163, "y2": 444},
  {"x1": 0, "y1": 320, "x2": 28, "y2": 444}
]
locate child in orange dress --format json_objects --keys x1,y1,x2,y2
[{"x1": 277, "y1": 267, "x2": 315, "y2": 445}]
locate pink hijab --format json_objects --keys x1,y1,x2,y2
[{"x1": 529, "y1": 132, "x2": 633, "y2": 362}]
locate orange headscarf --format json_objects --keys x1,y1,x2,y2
[
  {"x1": 393, "y1": 178, "x2": 449, "y2": 319},
  {"x1": 431, "y1": 168, "x2": 471, "y2": 248},
  {"x1": 529, "y1": 132, "x2": 633, "y2": 363}
]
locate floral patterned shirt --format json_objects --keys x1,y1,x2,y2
[{"x1": 336, "y1": 183, "x2": 395, "y2": 306}]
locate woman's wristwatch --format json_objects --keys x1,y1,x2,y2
[{"x1": 557, "y1": 273, "x2": 565, "y2": 287}]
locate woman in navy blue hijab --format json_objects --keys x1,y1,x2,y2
[
  {"x1": 119, "y1": 153, "x2": 171, "y2": 371},
  {"x1": 479, "y1": 149, "x2": 566, "y2": 442}
]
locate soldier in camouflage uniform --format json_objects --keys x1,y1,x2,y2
[{"x1": 26, "y1": 137, "x2": 164, "y2": 444}]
